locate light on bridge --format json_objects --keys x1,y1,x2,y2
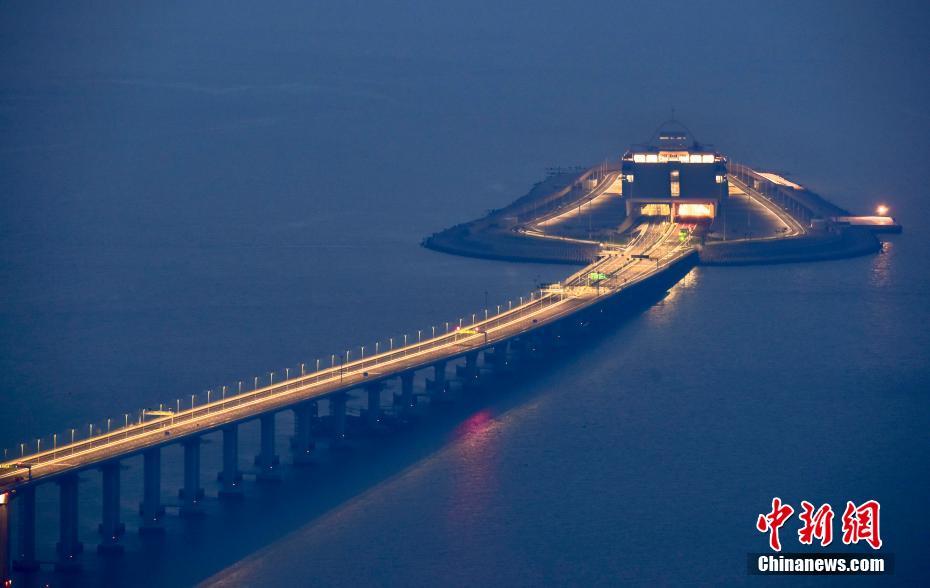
[{"x1": 876, "y1": 204, "x2": 889, "y2": 216}]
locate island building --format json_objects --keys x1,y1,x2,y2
[{"x1": 621, "y1": 121, "x2": 728, "y2": 222}]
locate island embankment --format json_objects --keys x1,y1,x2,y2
[
  {"x1": 424, "y1": 160, "x2": 893, "y2": 267},
  {"x1": 422, "y1": 168, "x2": 603, "y2": 265},
  {"x1": 698, "y1": 164, "x2": 883, "y2": 265}
]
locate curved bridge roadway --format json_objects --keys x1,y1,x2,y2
[{"x1": 0, "y1": 220, "x2": 692, "y2": 494}]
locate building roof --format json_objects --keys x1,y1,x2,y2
[
  {"x1": 652, "y1": 119, "x2": 694, "y2": 150},
  {"x1": 624, "y1": 119, "x2": 720, "y2": 157}
]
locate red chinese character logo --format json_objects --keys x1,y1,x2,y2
[
  {"x1": 756, "y1": 497, "x2": 794, "y2": 551},
  {"x1": 797, "y1": 501, "x2": 834, "y2": 547},
  {"x1": 841, "y1": 500, "x2": 882, "y2": 549}
]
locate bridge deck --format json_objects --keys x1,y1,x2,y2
[{"x1": 0, "y1": 220, "x2": 694, "y2": 493}]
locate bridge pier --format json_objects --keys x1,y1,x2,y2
[
  {"x1": 330, "y1": 393, "x2": 348, "y2": 448},
  {"x1": 396, "y1": 371, "x2": 415, "y2": 415},
  {"x1": 427, "y1": 360, "x2": 447, "y2": 395},
  {"x1": 139, "y1": 447, "x2": 164, "y2": 534},
  {"x1": 0, "y1": 492, "x2": 11, "y2": 585},
  {"x1": 218, "y1": 425, "x2": 243, "y2": 499},
  {"x1": 456, "y1": 351, "x2": 480, "y2": 385},
  {"x1": 98, "y1": 461, "x2": 124, "y2": 554},
  {"x1": 365, "y1": 382, "x2": 384, "y2": 428},
  {"x1": 486, "y1": 342, "x2": 509, "y2": 368},
  {"x1": 292, "y1": 401, "x2": 317, "y2": 465},
  {"x1": 255, "y1": 413, "x2": 281, "y2": 482},
  {"x1": 13, "y1": 485, "x2": 37, "y2": 571},
  {"x1": 179, "y1": 438, "x2": 204, "y2": 517},
  {"x1": 55, "y1": 474, "x2": 82, "y2": 572}
]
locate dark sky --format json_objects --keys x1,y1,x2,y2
[{"x1": 2, "y1": 1, "x2": 928, "y2": 220}]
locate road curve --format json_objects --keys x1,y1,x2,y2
[{"x1": 0, "y1": 220, "x2": 693, "y2": 493}]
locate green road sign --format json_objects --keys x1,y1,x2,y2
[
  {"x1": 589, "y1": 272, "x2": 607, "y2": 282},
  {"x1": 678, "y1": 229, "x2": 689, "y2": 242}
]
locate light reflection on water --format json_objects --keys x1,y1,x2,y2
[
  {"x1": 644, "y1": 267, "x2": 699, "y2": 326},
  {"x1": 869, "y1": 240, "x2": 893, "y2": 289},
  {"x1": 444, "y1": 410, "x2": 500, "y2": 534}
]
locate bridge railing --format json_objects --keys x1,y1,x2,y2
[
  {"x1": 0, "y1": 288, "x2": 568, "y2": 477},
  {"x1": 2, "y1": 231, "x2": 697, "y2": 482}
]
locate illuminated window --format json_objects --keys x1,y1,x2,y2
[
  {"x1": 646, "y1": 154, "x2": 658, "y2": 163},
  {"x1": 715, "y1": 174, "x2": 725, "y2": 184},
  {"x1": 633, "y1": 153, "x2": 646, "y2": 163},
  {"x1": 689, "y1": 154, "x2": 702, "y2": 163},
  {"x1": 625, "y1": 174, "x2": 634, "y2": 183},
  {"x1": 702, "y1": 154, "x2": 715, "y2": 163},
  {"x1": 670, "y1": 170, "x2": 680, "y2": 197},
  {"x1": 677, "y1": 203, "x2": 714, "y2": 217}
]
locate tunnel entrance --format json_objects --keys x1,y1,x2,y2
[
  {"x1": 674, "y1": 202, "x2": 716, "y2": 222},
  {"x1": 639, "y1": 203, "x2": 671, "y2": 217}
]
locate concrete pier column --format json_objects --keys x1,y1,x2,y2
[
  {"x1": 13, "y1": 485, "x2": 37, "y2": 571},
  {"x1": 179, "y1": 437, "x2": 204, "y2": 517},
  {"x1": 330, "y1": 393, "x2": 347, "y2": 447},
  {"x1": 433, "y1": 360, "x2": 447, "y2": 387},
  {"x1": 218, "y1": 425, "x2": 243, "y2": 499},
  {"x1": 292, "y1": 401, "x2": 317, "y2": 465},
  {"x1": 0, "y1": 492, "x2": 11, "y2": 585},
  {"x1": 98, "y1": 461, "x2": 124, "y2": 554},
  {"x1": 461, "y1": 351, "x2": 480, "y2": 384},
  {"x1": 56, "y1": 474, "x2": 82, "y2": 572},
  {"x1": 426, "y1": 360, "x2": 447, "y2": 396},
  {"x1": 488, "y1": 342, "x2": 508, "y2": 366},
  {"x1": 139, "y1": 447, "x2": 164, "y2": 534},
  {"x1": 255, "y1": 413, "x2": 281, "y2": 482},
  {"x1": 365, "y1": 382, "x2": 383, "y2": 428},
  {"x1": 397, "y1": 371, "x2": 415, "y2": 414}
]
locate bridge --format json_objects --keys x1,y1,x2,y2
[{"x1": 0, "y1": 211, "x2": 696, "y2": 579}]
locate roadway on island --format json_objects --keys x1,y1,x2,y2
[
  {"x1": 0, "y1": 218, "x2": 693, "y2": 494},
  {"x1": 711, "y1": 176, "x2": 806, "y2": 240},
  {"x1": 532, "y1": 172, "x2": 627, "y2": 240}
]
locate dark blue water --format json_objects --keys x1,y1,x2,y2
[{"x1": 1, "y1": 1, "x2": 928, "y2": 585}]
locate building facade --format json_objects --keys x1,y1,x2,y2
[{"x1": 621, "y1": 122, "x2": 728, "y2": 221}]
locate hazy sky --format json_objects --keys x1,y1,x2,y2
[{"x1": 1, "y1": 2, "x2": 928, "y2": 584}]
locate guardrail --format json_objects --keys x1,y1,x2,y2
[
  {"x1": 0, "y1": 287, "x2": 568, "y2": 478},
  {"x1": 727, "y1": 174, "x2": 807, "y2": 237},
  {"x1": 0, "y1": 222, "x2": 696, "y2": 486}
]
